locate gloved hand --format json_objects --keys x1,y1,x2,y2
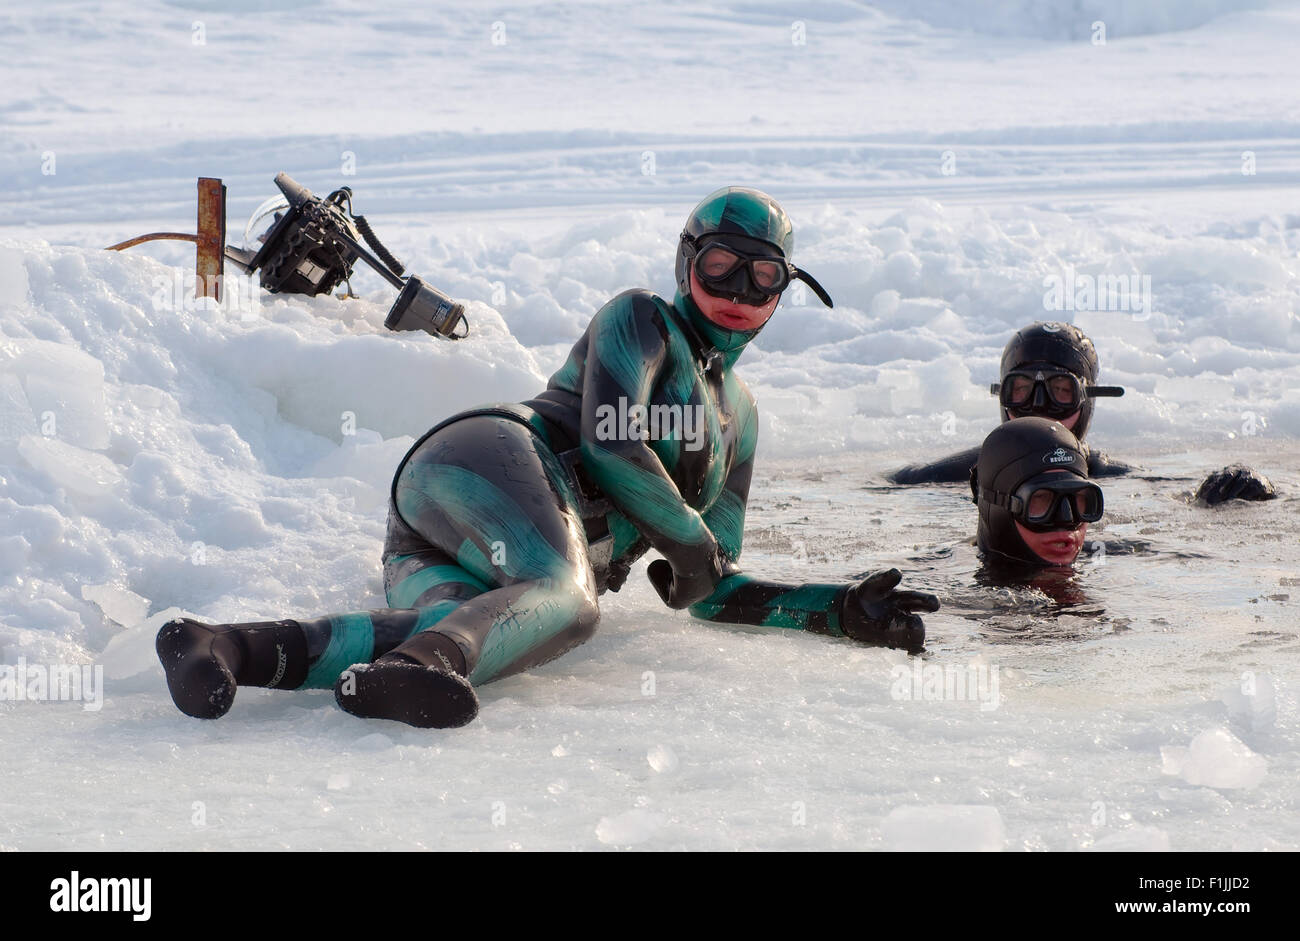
[
  {"x1": 840, "y1": 568, "x2": 939, "y2": 654},
  {"x1": 647, "y1": 552, "x2": 724, "y2": 609},
  {"x1": 1194, "y1": 464, "x2": 1276, "y2": 506}
]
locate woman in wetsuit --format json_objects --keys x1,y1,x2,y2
[{"x1": 157, "y1": 187, "x2": 940, "y2": 729}]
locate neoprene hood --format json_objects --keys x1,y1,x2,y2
[
  {"x1": 973, "y1": 417, "x2": 1091, "y2": 566},
  {"x1": 999, "y1": 322, "x2": 1101, "y2": 439},
  {"x1": 674, "y1": 187, "x2": 832, "y2": 357}
]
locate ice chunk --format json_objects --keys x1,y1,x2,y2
[
  {"x1": 307, "y1": 429, "x2": 410, "y2": 514},
  {"x1": 17, "y1": 434, "x2": 124, "y2": 498},
  {"x1": 82, "y1": 583, "x2": 151, "y2": 628},
  {"x1": 0, "y1": 247, "x2": 30, "y2": 309},
  {"x1": 0, "y1": 338, "x2": 109, "y2": 450},
  {"x1": 646, "y1": 744, "x2": 678, "y2": 774},
  {"x1": 595, "y1": 809, "x2": 666, "y2": 846},
  {"x1": 881, "y1": 805, "x2": 1005, "y2": 851},
  {"x1": 1153, "y1": 375, "x2": 1235, "y2": 407},
  {"x1": 99, "y1": 606, "x2": 188, "y2": 688},
  {"x1": 352, "y1": 733, "x2": 395, "y2": 752},
  {"x1": 1160, "y1": 728, "x2": 1267, "y2": 790},
  {"x1": 0, "y1": 373, "x2": 38, "y2": 446}
]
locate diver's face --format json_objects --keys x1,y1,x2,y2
[
  {"x1": 1014, "y1": 519, "x2": 1087, "y2": 565},
  {"x1": 689, "y1": 268, "x2": 779, "y2": 331},
  {"x1": 1011, "y1": 467, "x2": 1091, "y2": 565}
]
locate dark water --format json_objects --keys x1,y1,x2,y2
[{"x1": 747, "y1": 447, "x2": 1300, "y2": 675}]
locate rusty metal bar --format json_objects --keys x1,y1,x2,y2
[
  {"x1": 104, "y1": 177, "x2": 227, "y2": 301},
  {"x1": 196, "y1": 177, "x2": 226, "y2": 301}
]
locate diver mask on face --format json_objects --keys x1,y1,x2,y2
[{"x1": 990, "y1": 363, "x2": 1124, "y2": 421}]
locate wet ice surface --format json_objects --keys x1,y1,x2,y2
[{"x1": 3, "y1": 448, "x2": 1295, "y2": 851}]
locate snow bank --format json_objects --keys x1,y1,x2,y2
[{"x1": 0, "y1": 241, "x2": 543, "y2": 661}]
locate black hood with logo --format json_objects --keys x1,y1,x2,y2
[{"x1": 972, "y1": 417, "x2": 1090, "y2": 566}]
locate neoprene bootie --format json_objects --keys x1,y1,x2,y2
[
  {"x1": 156, "y1": 618, "x2": 309, "y2": 719},
  {"x1": 333, "y1": 629, "x2": 479, "y2": 729}
]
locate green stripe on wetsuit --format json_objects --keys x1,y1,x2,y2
[{"x1": 689, "y1": 576, "x2": 848, "y2": 637}]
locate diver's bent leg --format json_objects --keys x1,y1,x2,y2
[
  {"x1": 294, "y1": 546, "x2": 494, "y2": 691},
  {"x1": 439, "y1": 577, "x2": 600, "y2": 685},
  {"x1": 156, "y1": 599, "x2": 478, "y2": 718},
  {"x1": 393, "y1": 415, "x2": 599, "y2": 680},
  {"x1": 158, "y1": 484, "x2": 501, "y2": 721},
  {"x1": 334, "y1": 577, "x2": 598, "y2": 728},
  {"x1": 335, "y1": 415, "x2": 599, "y2": 727}
]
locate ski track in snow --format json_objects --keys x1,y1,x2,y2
[{"x1": 1, "y1": 0, "x2": 1298, "y2": 850}]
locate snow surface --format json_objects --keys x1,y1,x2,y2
[{"x1": 1, "y1": 0, "x2": 1298, "y2": 850}]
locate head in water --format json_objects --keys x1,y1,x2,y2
[
  {"x1": 675, "y1": 187, "x2": 833, "y2": 352},
  {"x1": 991, "y1": 322, "x2": 1125, "y2": 442},
  {"x1": 972, "y1": 417, "x2": 1104, "y2": 567}
]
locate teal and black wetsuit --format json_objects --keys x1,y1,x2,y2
[{"x1": 284, "y1": 286, "x2": 871, "y2": 692}]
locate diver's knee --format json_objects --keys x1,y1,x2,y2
[{"x1": 573, "y1": 597, "x2": 601, "y2": 644}]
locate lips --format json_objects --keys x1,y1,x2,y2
[
  {"x1": 1038, "y1": 530, "x2": 1083, "y2": 564},
  {"x1": 716, "y1": 308, "x2": 760, "y2": 327}
]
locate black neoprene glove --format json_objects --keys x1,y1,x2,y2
[
  {"x1": 647, "y1": 551, "x2": 725, "y2": 609},
  {"x1": 1194, "y1": 464, "x2": 1277, "y2": 506},
  {"x1": 840, "y1": 568, "x2": 939, "y2": 654}
]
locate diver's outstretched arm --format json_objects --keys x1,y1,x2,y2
[
  {"x1": 687, "y1": 567, "x2": 935, "y2": 653},
  {"x1": 1087, "y1": 449, "x2": 1137, "y2": 477},
  {"x1": 886, "y1": 446, "x2": 980, "y2": 484},
  {"x1": 893, "y1": 444, "x2": 1140, "y2": 482}
]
